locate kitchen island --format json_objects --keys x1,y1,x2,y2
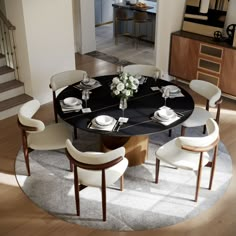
[{"x1": 112, "y1": 0, "x2": 157, "y2": 43}]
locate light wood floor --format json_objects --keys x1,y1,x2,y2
[
  {"x1": 1, "y1": 53, "x2": 236, "y2": 236},
  {"x1": 96, "y1": 23, "x2": 155, "y2": 65}
]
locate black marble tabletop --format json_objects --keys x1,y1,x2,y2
[{"x1": 57, "y1": 74, "x2": 194, "y2": 137}]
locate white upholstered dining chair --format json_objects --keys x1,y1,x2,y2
[
  {"x1": 123, "y1": 64, "x2": 160, "y2": 78},
  {"x1": 155, "y1": 118, "x2": 220, "y2": 202},
  {"x1": 18, "y1": 99, "x2": 73, "y2": 176},
  {"x1": 65, "y1": 139, "x2": 129, "y2": 221},
  {"x1": 49, "y1": 70, "x2": 87, "y2": 138},
  {"x1": 181, "y1": 79, "x2": 222, "y2": 136}
]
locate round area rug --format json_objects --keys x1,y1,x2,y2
[{"x1": 15, "y1": 127, "x2": 232, "y2": 231}]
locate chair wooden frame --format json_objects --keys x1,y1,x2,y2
[
  {"x1": 155, "y1": 136, "x2": 220, "y2": 202},
  {"x1": 18, "y1": 119, "x2": 73, "y2": 176},
  {"x1": 49, "y1": 83, "x2": 78, "y2": 139},
  {"x1": 65, "y1": 149, "x2": 125, "y2": 221},
  {"x1": 181, "y1": 97, "x2": 223, "y2": 136},
  {"x1": 17, "y1": 119, "x2": 37, "y2": 176}
]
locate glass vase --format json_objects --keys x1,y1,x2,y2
[{"x1": 119, "y1": 97, "x2": 127, "y2": 117}]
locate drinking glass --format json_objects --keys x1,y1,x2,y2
[
  {"x1": 119, "y1": 97, "x2": 127, "y2": 117},
  {"x1": 82, "y1": 89, "x2": 90, "y2": 108}
]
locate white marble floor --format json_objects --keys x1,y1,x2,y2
[{"x1": 95, "y1": 23, "x2": 155, "y2": 65}]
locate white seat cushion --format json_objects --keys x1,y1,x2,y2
[
  {"x1": 28, "y1": 123, "x2": 72, "y2": 150},
  {"x1": 182, "y1": 107, "x2": 212, "y2": 128},
  {"x1": 155, "y1": 138, "x2": 209, "y2": 171},
  {"x1": 77, "y1": 157, "x2": 128, "y2": 187}
]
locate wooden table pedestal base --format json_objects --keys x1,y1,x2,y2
[{"x1": 101, "y1": 135, "x2": 149, "y2": 167}]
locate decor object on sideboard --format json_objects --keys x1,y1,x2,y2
[
  {"x1": 182, "y1": 0, "x2": 229, "y2": 37},
  {"x1": 226, "y1": 24, "x2": 236, "y2": 45}
]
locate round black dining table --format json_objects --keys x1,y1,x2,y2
[{"x1": 57, "y1": 74, "x2": 194, "y2": 166}]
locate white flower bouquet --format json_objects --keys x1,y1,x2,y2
[{"x1": 110, "y1": 72, "x2": 139, "y2": 99}]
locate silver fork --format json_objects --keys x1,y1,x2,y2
[{"x1": 116, "y1": 122, "x2": 123, "y2": 132}]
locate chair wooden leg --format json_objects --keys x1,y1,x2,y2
[
  {"x1": 74, "y1": 168, "x2": 80, "y2": 216},
  {"x1": 69, "y1": 161, "x2": 73, "y2": 172},
  {"x1": 74, "y1": 126, "x2": 77, "y2": 139},
  {"x1": 181, "y1": 126, "x2": 186, "y2": 136},
  {"x1": 53, "y1": 93, "x2": 58, "y2": 123},
  {"x1": 101, "y1": 170, "x2": 106, "y2": 221},
  {"x1": 155, "y1": 158, "x2": 160, "y2": 184},
  {"x1": 195, "y1": 153, "x2": 203, "y2": 202},
  {"x1": 120, "y1": 175, "x2": 124, "y2": 191},
  {"x1": 23, "y1": 145, "x2": 31, "y2": 176},
  {"x1": 203, "y1": 124, "x2": 206, "y2": 134},
  {"x1": 21, "y1": 130, "x2": 31, "y2": 176},
  {"x1": 209, "y1": 145, "x2": 218, "y2": 190}
]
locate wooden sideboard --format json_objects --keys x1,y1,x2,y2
[{"x1": 169, "y1": 31, "x2": 236, "y2": 97}]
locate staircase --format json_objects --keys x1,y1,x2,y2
[{"x1": 0, "y1": 10, "x2": 32, "y2": 120}]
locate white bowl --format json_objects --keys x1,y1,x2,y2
[
  {"x1": 82, "y1": 78, "x2": 96, "y2": 86},
  {"x1": 95, "y1": 115, "x2": 114, "y2": 126},
  {"x1": 63, "y1": 97, "x2": 80, "y2": 107}
]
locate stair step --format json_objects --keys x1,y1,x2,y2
[
  {"x1": 0, "y1": 94, "x2": 33, "y2": 120},
  {"x1": 0, "y1": 65, "x2": 14, "y2": 75},
  {"x1": 0, "y1": 80, "x2": 23, "y2": 93},
  {"x1": 0, "y1": 66, "x2": 15, "y2": 83},
  {"x1": 0, "y1": 80, "x2": 24, "y2": 102}
]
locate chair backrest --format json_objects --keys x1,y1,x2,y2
[
  {"x1": 133, "y1": 11, "x2": 148, "y2": 22},
  {"x1": 116, "y1": 8, "x2": 130, "y2": 20},
  {"x1": 123, "y1": 64, "x2": 160, "y2": 78},
  {"x1": 177, "y1": 118, "x2": 219, "y2": 150},
  {"x1": 18, "y1": 99, "x2": 45, "y2": 132},
  {"x1": 66, "y1": 139, "x2": 125, "y2": 169},
  {"x1": 50, "y1": 70, "x2": 87, "y2": 91},
  {"x1": 190, "y1": 80, "x2": 221, "y2": 107}
]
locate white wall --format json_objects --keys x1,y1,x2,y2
[
  {"x1": 5, "y1": 0, "x2": 76, "y2": 104},
  {"x1": 225, "y1": 0, "x2": 236, "y2": 28},
  {"x1": 73, "y1": 0, "x2": 96, "y2": 54},
  {"x1": 155, "y1": 0, "x2": 186, "y2": 79}
]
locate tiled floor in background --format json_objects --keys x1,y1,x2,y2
[{"x1": 94, "y1": 23, "x2": 155, "y2": 65}]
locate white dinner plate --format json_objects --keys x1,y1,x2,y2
[
  {"x1": 95, "y1": 115, "x2": 114, "y2": 126},
  {"x1": 164, "y1": 85, "x2": 180, "y2": 94},
  {"x1": 63, "y1": 97, "x2": 81, "y2": 107}
]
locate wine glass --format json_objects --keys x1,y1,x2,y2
[
  {"x1": 162, "y1": 87, "x2": 170, "y2": 107},
  {"x1": 82, "y1": 74, "x2": 90, "y2": 85},
  {"x1": 82, "y1": 89, "x2": 90, "y2": 108},
  {"x1": 117, "y1": 65, "x2": 123, "y2": 74},
  {"x1": 119, "y1": 97, "x2": 127, "y2": 117},
  {"x1": 153, "y1": 71, "x2": 159, "y2": 82}
]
